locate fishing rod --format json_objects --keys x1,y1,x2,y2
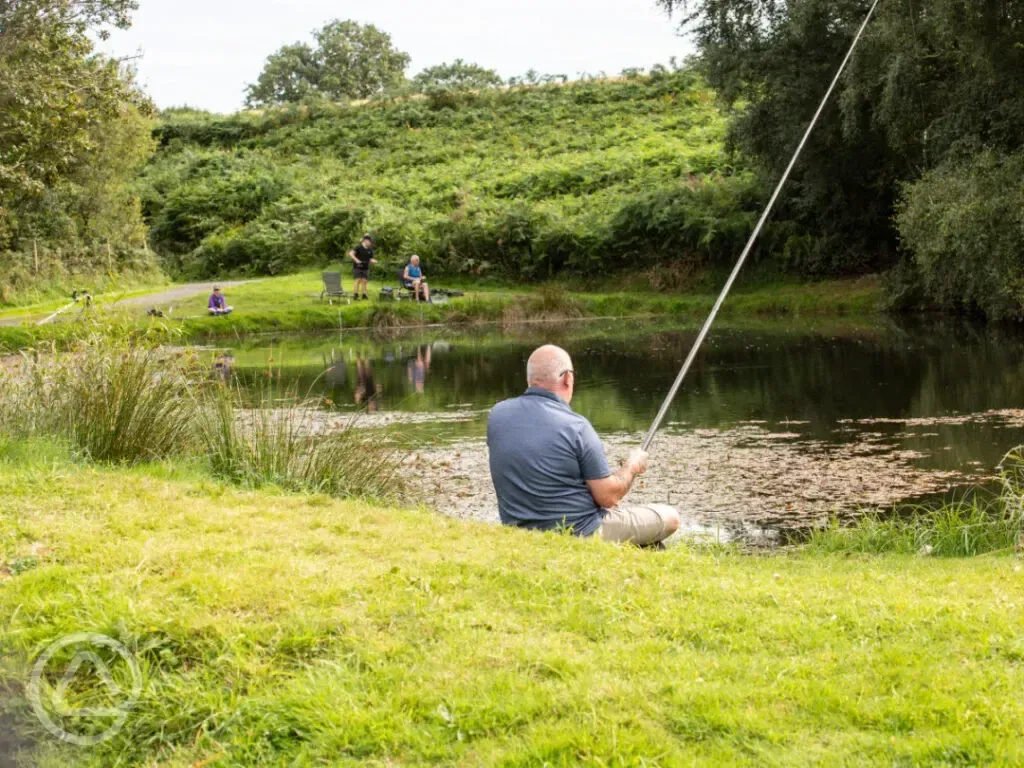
[{"x1": 641, "y1": 0, "x2": 883, "y2": 453}]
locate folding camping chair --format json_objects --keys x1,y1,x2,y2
[{"x1": 320, "y1": 272, "x2": 348, "y2": 304}]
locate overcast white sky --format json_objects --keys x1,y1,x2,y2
[{"x1": 97, "y1": 0, "x2": 691, "y2": 113}]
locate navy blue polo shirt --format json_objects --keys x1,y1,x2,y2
[{"x1": 487, "y1": 387, "x2": 611, "y2": 536}]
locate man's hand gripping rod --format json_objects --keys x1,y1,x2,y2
[{"x1": 641, "y1": 0, "x2": 882, "y2": 453}]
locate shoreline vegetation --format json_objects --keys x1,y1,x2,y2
[
  {"x1": 0, "y1": 273, "x2": 883, "y2": 352},
  {"x1": 0, "y1": 337, "x2": 1019, "y2": 558}
]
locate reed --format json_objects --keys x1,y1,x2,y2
[
  {"x1": 0, "y1": 339, "x2": 198, "y2": 462},
  {"x1": 0, "y1": 339, "x2": 405, "y2": 501},
  {"x1": 807, "y1": 449, "x2": 1024, "y2": 556},
  {"x1": 197, "y1": 378, "x2": 405, "y2": 501}
]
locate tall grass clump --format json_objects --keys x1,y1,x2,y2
[
  {"x1": 197, "y1": 379, "x2": 405, "y2": 501},
  {"x1": 0, "y1": 339, "x2": 199, "y2": 462},
  {"x1": 0, "y1": 338, "x2": 408, "y2": 500},
  {"x1": 502, "y1": 286, "x2": 583, "y2": 325},
  {"x1": 368, "y1": 304, "x2": 405, "y2": 334},
  {"x1": 808, "y1": 448, "x2": 1024, "y2": 556}
]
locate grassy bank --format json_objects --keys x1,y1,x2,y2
[
  {"x1": 1, "y1": 452, "x2": 1022, "y2": 766},
  {"x1": 169, "y1": 274, "x2": 882, "y2": 337},
  {"x1": 0, "y1": 273, "x2": 883, "y2": 351},
  {"x1": 1, "y1": 338, "x2": 1022, "y2": 764}
]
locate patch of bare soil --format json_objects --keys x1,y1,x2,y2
[{"x1": 0, "y1": 689, "x2": 35, "y2": 768}]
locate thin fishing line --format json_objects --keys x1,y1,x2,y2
[{"x1": 641, "y1": 0, "x2": 884, "y2": 452}]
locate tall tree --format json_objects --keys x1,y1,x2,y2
[
  {"x1": 656, "y1": 0, "x2": 1024, "y2": 274},
  {"x1": 245, "y1": 20, "x2": 410, "y2": 107},
  {"x1": 243, "y1": 43, "x2": 320, "y2": 107},
  {"x1": 0, "y1": 0, "x2": 151, "y2": 252}
]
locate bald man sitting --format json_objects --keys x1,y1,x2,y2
[{"x1": 487, "y1": 344, "x2": 680, "y2": 546}]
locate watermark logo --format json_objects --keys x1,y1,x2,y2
[{"x1": 27, "y1": 633, "x2": 142, "y2": 746}]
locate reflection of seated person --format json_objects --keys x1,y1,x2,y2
[
  {"x1": 354, "y1": 355, "x2": 383, "y2": 412},
  {"x1": 406, "y1": 345, "x2": 431, "y2": 394},
  {"x1": 402, "y1": 256, "x2": 431, "y2": 303},
  {"x1": 208, "y1": 287, "x2": 233, "y2": 316},
  {"x1": 212, "y1": 351, "x2": 234, "y2": 381}
]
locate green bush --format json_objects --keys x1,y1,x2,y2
[
  {"x1": 189, "y1": 219, "x2": 315, "y2": 276},
  {"x1": 896, "y1": 151, "x2": 1024, "y2": 320},
  {"x1": 606, "y1": 173, "x2": 760, "y2": 267},
  {"x1": 147, "y1": 152, "x2": 295, "y2": 260}
]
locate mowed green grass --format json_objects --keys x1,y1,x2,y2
[
  {"x1": 0, "y1": 270, "x2": 884, "y2": 352},
  {"x1": 1, "y1": 456, "x2": 1022, "y2": 766},
  {"x1": 171, "y1": 271, "x2": 882, "y2": 328}
]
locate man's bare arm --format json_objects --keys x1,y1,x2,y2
[{"x1": 587, "y1": 449, "x2": 648, "y2": 509}]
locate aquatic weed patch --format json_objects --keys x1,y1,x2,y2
[{"x1": 411, "y1": 427, "x2": 993, "y2": 540}]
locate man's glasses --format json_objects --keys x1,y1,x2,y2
[{"x1": 559, "y1": 368, "x2": 575, "y2": 379}]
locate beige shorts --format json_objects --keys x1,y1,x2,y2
[{"x1": 599, "y1": 504, "x2": 679, "y2": 546}]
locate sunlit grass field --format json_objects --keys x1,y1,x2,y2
[{"x1": 1, "y1": 447, "x2": 1022, "y2": 766}]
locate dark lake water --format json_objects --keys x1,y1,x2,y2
[{"x1": 214, "y1": 317, "x2": 1024, "y2": 535}]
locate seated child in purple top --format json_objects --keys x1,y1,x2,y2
[{"x1": 208, "y1": 286, "x2": 233, "y2": 316}]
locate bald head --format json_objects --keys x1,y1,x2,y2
[{"x1": 527, "y1": 345, "x2": 575, "y2": 402}]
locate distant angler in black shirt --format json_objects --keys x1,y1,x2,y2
[
  {"x1": 352, "y1": 243, "x2": 374, "y2": 268},
  {"x1": 349, "y1": 234, "x2": 377, "y2": 300}
]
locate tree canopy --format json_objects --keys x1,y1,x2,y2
[
  {"x1": 245, "y1": 20, "x2": 411, "y2": 107},
  {"x1": 412, "y1": 60, "x2": 504, "y2": 93},
  {"x1": 0, "y1": 0, "x2": 155, "y2": 280},
  {"x1": 1, "y1": 0, "x2": 139, "y2": 212},
  {"x1": 657, "y1": 0, "x2": 1024, "y2": 287}
]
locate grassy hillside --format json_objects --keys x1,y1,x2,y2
[
  {"x1": 140, "y1": 71, "x2": 765, "y2": 281},
  {"x1": 1, "y1": 452, "x2": 1022, "y2": 766}
]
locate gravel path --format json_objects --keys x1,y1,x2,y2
[
  {"x1": 0, "y1": 280, "x2": 250, "y2": 326},
  {"x1": 112, "y1": 280, "x2": 249, "y2": 309}
]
